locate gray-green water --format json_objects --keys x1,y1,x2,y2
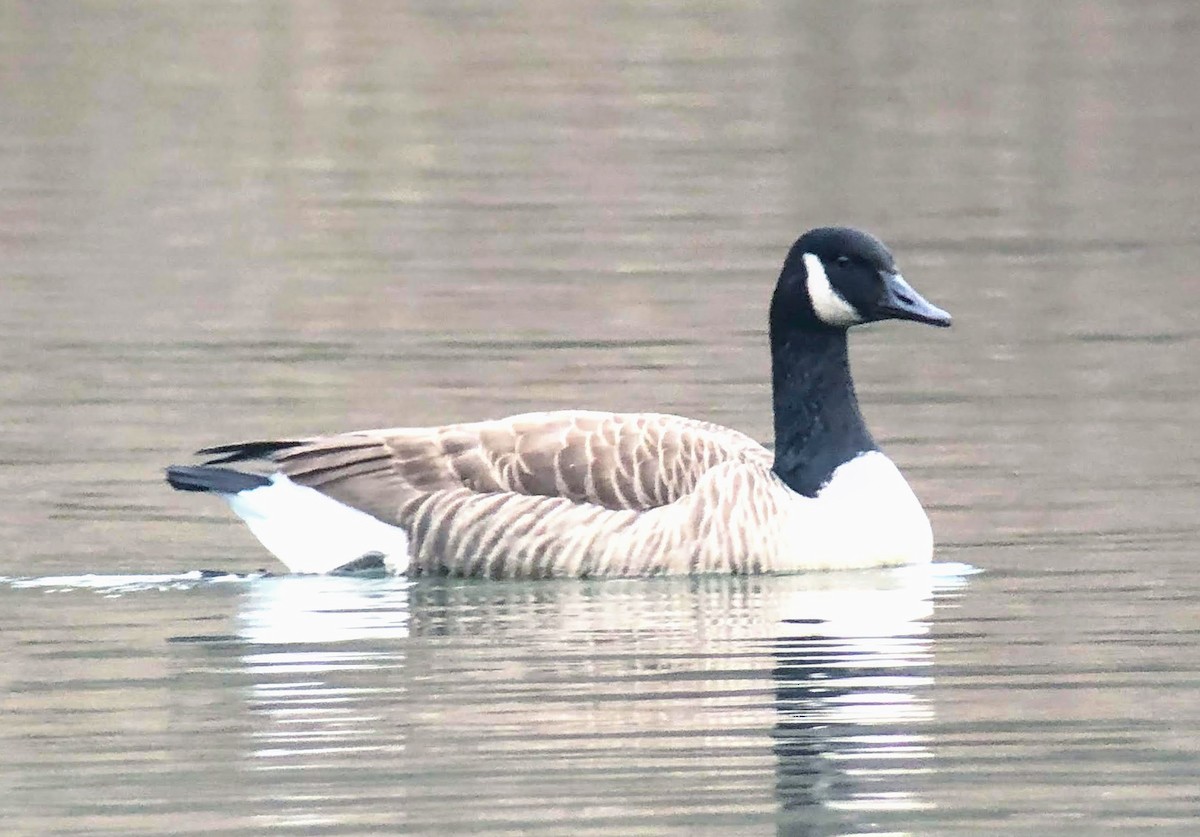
[{"x1": 2, "y1": 2, "x2": 1199, "y2": 834}]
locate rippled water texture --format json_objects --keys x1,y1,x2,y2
[{"x1": 2, "y1": 1, "x2": 1199, "y2": 834}]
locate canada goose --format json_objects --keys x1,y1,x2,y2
[{"x1": 166, "y1": 226, "x2": 951, "y2": 577}]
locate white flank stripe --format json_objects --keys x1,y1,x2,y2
[
  {"x1": 802, "y1": 252, "x2": 862, "y2": 326},
  {"x1": 224, "y1": 474, "x2": 410, "y2": 575}
]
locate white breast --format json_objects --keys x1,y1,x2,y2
[{"x1": 778, "y1": 451, "x2": 934, "y2": 570}]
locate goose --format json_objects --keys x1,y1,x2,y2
[{"x1": 166, "y1": 226, "x2": 951, "y2": 577}]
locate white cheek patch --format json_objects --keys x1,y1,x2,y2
[{"x1": 803, "y1": 252, "x2": 863, "y2": 327}]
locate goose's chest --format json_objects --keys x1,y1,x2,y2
[{"x1": 775, "y1": 451, "x2": 933, "y2": 570}]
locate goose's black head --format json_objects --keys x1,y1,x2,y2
[
  {"x1": 771, "y1": 226, "x2": 951, "y2": 335},
  {"x1": 768, "y1": 227, "x2": 950, "y2": 497}
]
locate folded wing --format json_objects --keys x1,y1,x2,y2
[{"x1": 199, "y1": 410, "x2": 772, "y2": 526}]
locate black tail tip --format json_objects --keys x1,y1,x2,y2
[{"x1": 166, "y1": 465, "x2": 271, "y2": 494}]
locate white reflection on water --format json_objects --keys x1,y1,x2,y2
[
  {"x1": 239, "y1": 575, "x2": 414, "y2": 644},
  {"x1": 228, "y1": 564, "x2": 974, "y2": 833},
  {"x1": 236, "y1": 577, "x2": 414, "y2": 778},
  {"x1": 765, "y1": 568, "x2": 950, "y2": 826},
  {"x1": 0, "y1": 564, "x2": 972, "y2": 832}
]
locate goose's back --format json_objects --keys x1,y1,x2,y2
[{"x1": 267, "y1": 410, "x2": 772, "y2": 520}]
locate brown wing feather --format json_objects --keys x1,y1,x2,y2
[{"x1": 212, "y1": 411, "x2": 770, "y2": 523}]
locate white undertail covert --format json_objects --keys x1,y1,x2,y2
[{"x1": 224, "y1": 474, "x2": 410, "y2": 575}]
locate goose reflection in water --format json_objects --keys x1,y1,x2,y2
[
  {"x1": 769, "y1": 584, "x2": 936, "y2": 835},
  {"x1": 235, "y1": 567, "x2": 963, "y2": 835}
]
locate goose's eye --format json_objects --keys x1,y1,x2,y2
[{"x1": 835, "y1": 255, "x2": 851, "y2": 268}]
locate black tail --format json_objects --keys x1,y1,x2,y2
[{"x1": 165, "y1": 465, "x2": 272, "y2": 494}]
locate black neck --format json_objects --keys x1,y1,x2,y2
[{"x1": 769, "y1": 326, "x2": 876, "y2": 497}]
